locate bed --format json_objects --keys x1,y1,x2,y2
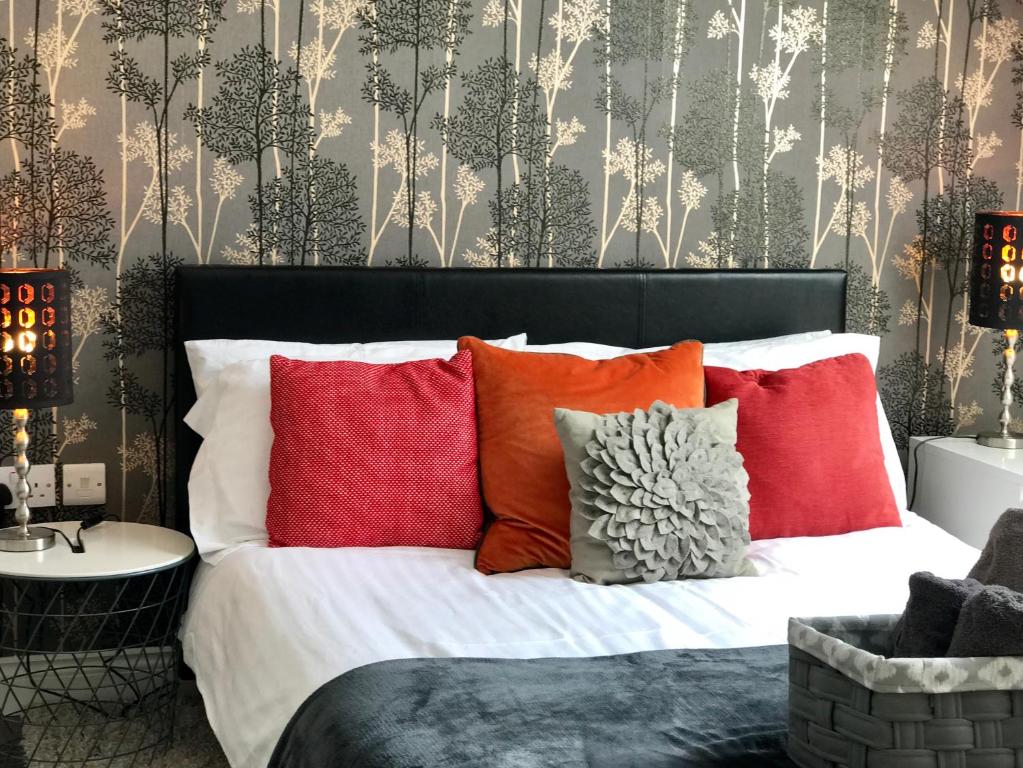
[{"x1": 174, "y1": 267, "x2": 980, "y2": 768}]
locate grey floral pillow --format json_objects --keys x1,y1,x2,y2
[{"x1": 554, "y1": 399, "x2": 755, "y2": 585}]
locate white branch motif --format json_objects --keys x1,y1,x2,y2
[
  {"x1": 205, "y1": 159, "x2": 245, "y2": 264},
  {"x1": 121, "y1": 123, "x2": 193, "y2": 173},
  {"x1": 958, "y1": 70, "x2": 993, "y2": 113},
  {"x1": 447, "y1": 166, "x2": 484, "y2": 267},
  {"x1": 482, "y1": 0, "x2": 517, "y2": 28},
  {"x1": 621, "y1": 191, "x2": 663, "y2": 235},
  {"x1": 829, "y1": 200, "x2": 870, "y2": 239},
  {"x1": 770, "y1": 124, "x2": 800, "y2": 161},
  {"x1": 916, "y1": 20, "x2": 938, "y2": 49},
  {"x1": 71, "y1": 285, "x2": 109, "y2": 363},
  {"x1": 318, "y1": 107, "x2": 352, "y2": 140},
  {"x1": 750, "y1": 62, "x2": 789, "y2": 103},
  {"x1": 59, "y1": 98, "x2": 95, "y2": 134},
  {"x1": 976, "y1": 17, "x2": 1019, "y2": 66},
  {"x1": 604, "y1": 137, "x2": 665, "y2": 185},
  {"x1": 886, "y1": 176, "x2": 913, "y2": 215},
  {"x1": 237, "y1": 0, "x2": 279, "y2": 14},
  {"x1": 818, "y1": 145, "x2": 875, "y2": 190},
  {"x1": 973, "y1": 131, "x2": 1003, "y2": 167},
  {"x1": 689, "y1": 232, "x2": 722, "y2": 269},
  {"x1": 554, "y1": 0, "x2": 602, "y2": 42},
  {"x1": 120, "y1": 432, "x2": 156, "y2": 474},
  {"x1": 707, "y1": 10, "x2": 735, "y2": 40},
  {"x1": 463, "y1": 231, "x2": 521, "y2": 268},
  {"x1": 677, "y1": 171, "x2": 707, "y2": 211},
  {"x1": 57, "y1": 413, "x2": 98, "y2": 458},
  {"x1": 62, "y1": 414, "x2": 97, "y2": 447},
  {"x1": 553, "y1": 117, "x2": 585, "y2": 154},
  {"x1": 290, "y1": 39, "x2": 337, "y2": 84},
  {"x1": 530, "y1": 50, "x2": 572, "y2": 96},
  {"x1": 313, "y1": 0, "x2": 365, "y2": 31},
  {"x1": 66, "y1": 0, "x2": 102, "y2": 15},
  {"x1": 769, "y1": 6, "x2": 821, "y2": 54},
  {"x1": 210, "y1": 158, "x2": 244, "y2": 201},
  {"x1": 956, "y1": 401, "x2": 982, "y2": 430},
  {"x1": 453, "y1": 166, "x2": 484, "y2": 206},
  {"x1": 222, "y1": 233, "x2": 259, "y2": 265},
  {"x1": 25, "y1": 26, "x2": 77, "y2": 72},
  {"x1": 372, "y1": 130, "x2": 439, "y2": 179}
]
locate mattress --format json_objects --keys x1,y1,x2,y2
[{"x1": 180, "y1": 511, "x2": 978, "y2": 768}]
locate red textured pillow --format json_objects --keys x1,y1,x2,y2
[
  {"x1": 705, "y1": 353, "x2": 900, "y2": 540},
  {"x1": 267, "y1": 351, "x2": 482, "y2": 549}
]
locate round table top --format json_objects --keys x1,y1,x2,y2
[{"x1": 0, "y1": 521, "x2": 194, "y2": 580}]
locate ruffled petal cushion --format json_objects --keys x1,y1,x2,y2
[{"x1": 555, "y1": 399, "x2": 756, "y2": 585}]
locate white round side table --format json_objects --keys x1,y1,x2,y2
[{"x1": 0, "y1": 521, "x2": 195, "y2": 767}]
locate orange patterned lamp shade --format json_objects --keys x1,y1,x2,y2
[
  {"x1": 0, "y1": 269, "x2": 73, "y2": 409},
  {"x1": 970, "y1": 211, "x2": 1023, "y2": 330}
]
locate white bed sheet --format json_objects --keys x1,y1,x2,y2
[{"x1": 181, "y1": 511, "x2": 978, "y2": 768}]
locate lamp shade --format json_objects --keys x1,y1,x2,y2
[
  {"x1": 0, "y1": 269, "x2": 73, "y2": 409},
  {"x1": 970, "y1": 211, "x2": 1023, "y2": 330}
]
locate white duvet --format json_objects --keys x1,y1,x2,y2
[{"x1": 181, "y1": 511, "x2": 978, "y2": 768}]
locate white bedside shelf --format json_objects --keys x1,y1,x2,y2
[{"x1": 908, "y1": 436, "x2": 1023, "y2": 548}]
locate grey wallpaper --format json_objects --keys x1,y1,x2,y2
[{"x1": 0, "y1": 0, "x2": 1020, "y2": 525}]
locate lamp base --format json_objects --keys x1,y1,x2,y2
[
  {"x1": 977, "y1": 432, "x2": 1023, "y2": 450},
  {"x1": 0, "y1": 525, "x2": 55, "y2": 552}
]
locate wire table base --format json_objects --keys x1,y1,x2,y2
[{"x1": 0, "y1": 563, "x2": 191, "y2": 767}]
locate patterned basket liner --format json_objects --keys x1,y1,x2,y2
[{"x1": 788, "y1": 614, "x2": 1023, "y2": 694}]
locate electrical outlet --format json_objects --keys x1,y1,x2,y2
[
  {"x1": 4, "y1": 463, "x2": 56, "y2": 509},
  {"x1": 63, "y1": 463, "x2": 106, "y2": 506}
]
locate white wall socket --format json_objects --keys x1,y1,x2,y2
[
  {"x1": 63, "y1": 463, "x2": 106, "y2": 506},
  {"x1": 4, "y1": 463, "x2": 56, "y2": 509}
]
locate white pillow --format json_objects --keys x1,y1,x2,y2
[
  {"x1": 528, "y1": 332, "x2": 906, "y2": 512},
  {"x1": 186, "y1": 335, "x2": 526, "y2": 563},
  {"x1": 522, "y1": 330, "x2": 832, "y2": 360},
  {"x1": 185, "y1": 334, "x2": 527, "y2": 437},
  {"x1": 185, "y1": 334, "x2": 527, "y2": 399}
]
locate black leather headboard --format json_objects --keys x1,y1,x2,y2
[{"x1": 174, "y1": 266, "x2": 846, "y2": 533}]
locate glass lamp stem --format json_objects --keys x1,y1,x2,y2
[{"x1": 12, "y1": 407, "x2": 30, "y2": 536}]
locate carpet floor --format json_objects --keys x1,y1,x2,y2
[
  {"x1": 7, "y1": 681, "x2": 230, "y2": 768},
  {"x1": 157, "y1": 682, "x2": 230, "y2": 767}
]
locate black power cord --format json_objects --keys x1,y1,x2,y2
[
  {"x1": 72, "y1": 511, "x2": 121, "y2": 553},
  {"x1": 39, "y1": 525, "x2": 79, "y2": 552},
  {"x1": 38, "y1": 511, "x2": 121, "y2": 554},
  {"x1": 907, "y1": 435, "x2": 977, "y2": 511}
]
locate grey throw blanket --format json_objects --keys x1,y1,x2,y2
[
  {"x1": 269, "y1": 646, "x2": 794, "y2": 768},
  {"x1": 969, "y1": 508, "x2": 1023, "y2": 592}
]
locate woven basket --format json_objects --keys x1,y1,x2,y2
[{"x1": 788, "y1": 615, "x2": 1023, "y2": 768}]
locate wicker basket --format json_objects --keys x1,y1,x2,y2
[{"x1": 788, "y1": 615, "x2": 1023, "y2": 768}]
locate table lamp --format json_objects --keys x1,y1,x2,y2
[
  {"x1": 969, "y1": 211, "x2": 1023, "y2": 449},
  {"x1": 0, "y1": 269, "x2": 72, "y2": 551}
]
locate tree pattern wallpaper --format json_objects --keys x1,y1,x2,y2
[{"x1": 0, "y1": 0, "x2": 1021, "y2": 525}]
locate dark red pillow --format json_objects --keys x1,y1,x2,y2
[
  {"x1": 267, "y1": 351, "x2": 482, "y2": 549},
  {"x1": 705, "y1": 353, "x2": 900, "y2": 540}
]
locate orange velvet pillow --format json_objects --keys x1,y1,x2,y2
[{"x1": 458, "y1": 337, "x2": 704, "y2": 574}]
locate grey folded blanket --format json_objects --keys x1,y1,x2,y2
[
  {"x1": 892, "y1": 572, "x2": 984, "y2": 657},
  {"x1": 947, "y1": 586, "x2": 1023, "y2": 657},
  {"x1": 893, "y1": 508, "x2": 1023, "y2": 659},
  {"x1": 969, "y1": 508, "x2": 1023, "y2": 592},
  {"x1": 269, "y1": 646, "x2": 795, "y2": 768}
]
